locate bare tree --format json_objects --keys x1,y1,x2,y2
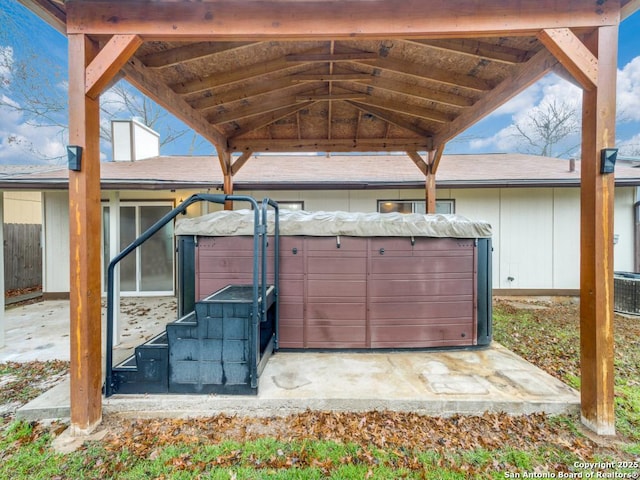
[
  {"x1": 512, "y1": 99, "x2": 580, "y2": 158},
  {"x1": 1, "y1": 4, "x2": 204, "y2": 163}
]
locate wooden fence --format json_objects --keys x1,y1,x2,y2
[{"x1": 3, "y1": 223, "x2": 42, "y2": 292}]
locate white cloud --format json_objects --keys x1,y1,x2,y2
[
  {"x1": 0, "y1": 96, "x2": 67, "y2": 165},
  {"x1": 617, "y1": 56, "x2": 640, "y2": 122},
  {"x1": 618, "y1": 132, "x2": 640, "y2": 156}
]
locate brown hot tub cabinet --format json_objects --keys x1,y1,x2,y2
[{"x1": 177, "y1": 210, "x2": 492, "y2": 350}]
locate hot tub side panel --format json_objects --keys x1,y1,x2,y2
[
  {"x1": 368, "y1": 237, "x2": 476, "y2": 348},
  {"x1": 189, "y1": 235, "x2": 488, "y2": 349}
]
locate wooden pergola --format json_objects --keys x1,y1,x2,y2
[{"x1": 20, "y1": 0, "x2": 639, "y2": 436}]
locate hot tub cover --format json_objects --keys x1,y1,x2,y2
[{"x1": 176, "y1": 209, "x2": 492, "y2": 238}]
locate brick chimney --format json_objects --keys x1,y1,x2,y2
[{"x1": 569, "y1": 158, "x2": 576, "y2": 172}]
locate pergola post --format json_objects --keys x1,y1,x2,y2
[
  {"x1": 68, "y1": 33, "x2": 103, "y2": 435},
  {"x1": 579, "y1": 25, "x2": 618, "y2": 436},
  {"x1": 218, "y1": 150, "x2": 233, "y2": 210}
]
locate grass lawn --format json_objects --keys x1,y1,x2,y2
[{"x1": 1, "y1": 299, "x2": 639, "y2": 479}]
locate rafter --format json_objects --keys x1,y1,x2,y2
[
  {"x1": 291, "y1": 73, "x2": 373, "y2": 82},
  {"x1": 433, "y1": 48, "x2": 557, "y2": 145},
  {"x1": 122, "y1": 58, "x2": 228, "y2": 149},
  {"x1": 350, "y1": 74, "x2": 475, "y2": 108},
  {"x1": 351, "y1": 57, "x2": 493, "y2": 92},
  {"x1": 141, "y1": 41, "x2": 255, "y2": 68},
  {"x1": 351, "y1": 95, "x2": 454, "y2": 123},
  {"x1": 228, "y1": 138, "x2": 432, "y2": 153},
  {"x1": 228, "y1": 102, "x2": 316, "y2": 139},
  {"x1": 538, "y1": 28, "x2": 597, "y2": 91},
  {"x1": 171, "y1": 47, "x2": 325, "y2": 95},
  {"x1": 296, "y1": 93, "x2": 367, "y2": 101},
  {"x1": 209, "y1": 93, "x2": 316, "y2": 124},
  {"x1": 286, "y1": 52, "x2": 378, "y2": 62},
  {"x1": 406, "y1": 39, "x2": 534, "y2": 64},
  {"x1": 86, "y1": 34, "x2": 143, "y2": 99},
  {"x1": 346, "y1": 102, "x2": 434, "y2": 140},
  {"x1": 190, "y1": 77, "x2": 298, "y2": 111}
]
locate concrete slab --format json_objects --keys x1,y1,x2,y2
[
  {"x1": 6, "y1": 297, "x2": 579, "y2": 421},
  {"x1": 17, "y1": 344, "x2": 579, "y2": 421},
  {"x1": 0, "y1": 298, "x2": 176, "y2": 363}
]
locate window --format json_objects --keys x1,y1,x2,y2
[
  {"x1": 377, "y1": 199, "x2": 455, "y2": 215},
  {"x1": 276, "y1": 201, "x2": 305, "y2": 211}
]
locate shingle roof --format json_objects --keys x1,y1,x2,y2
[{"x1": 1, "y1": 153, "x2": 639, "y2": 190}]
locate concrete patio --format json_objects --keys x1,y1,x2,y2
[{"x1": 1, "y1": 299, "x2": 579, "y2": 421}]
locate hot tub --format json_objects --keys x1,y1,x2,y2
[{"x1": 176, "y1": 210, "x2": 492, "y2": 350}]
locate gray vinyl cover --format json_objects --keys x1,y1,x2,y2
[{"x1": 175, "y1": 209, "x2": 492, "y2": 238}]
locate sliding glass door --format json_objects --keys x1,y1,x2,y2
[{"x1": 103, "y1": 202, "x2": 174, "y2": 295}]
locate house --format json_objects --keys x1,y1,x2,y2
[{"x1": 2, "y1": 142, "x2": 639, "y2": 298}]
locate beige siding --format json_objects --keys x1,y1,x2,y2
[
  {"x1": 3, "y1": 191, "x2": 42, "y2": 224},
  {"x1": 43, "y1": 191, "x2": 70, "y2": 294},
  {"x1": 39, "y1": 185, "x2": 637, "y2": 294}
]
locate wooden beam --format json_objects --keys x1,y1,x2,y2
[
  {"x1": 217, "y1": 148, "x2": 231, "y2": 176},
  {"x1": 85, "y1": 34, "x2": 143, "y2": 99},
  {"x1": 209, "y1": 93, "x2": 309, "y2": 125},
  {"x1": 552, "y1": 63, "x2": 584, "y2": 90},
  {"x1": 351, "y1": 95, "x2": 454, "y2": 123},
  {"x1": 17, "y1": 0, "x2": 66, "y2": 33},
  {"x1": 579, "y1": 25, "x2": 618, "y2": 437},
  {"x1": 223, "y1": 173, "x2": 233, "y2": 210},
  {"x1": 406, "y1": 150, "x2": 428, "y2": 176},
  {"x1": 65, "y1": 0, "x2": 618, "y2": 39},
  {"x1": 286, "y1": 52, "x2": 378, "y2": 62},
  {"x1": 230, "y1": 151, "x2": 254, "y2": 175},
  {"x1": 171, "y1": 47, "x2": 324, "y2": 94},
  {"x1": 68, "y1": 33, "x2": 102, "y2": 435},
  {"x1": 291, "y1": 73, "x2": 373, "y2": 82},
  {"x1": 426, "y1": 151, "x2": 437, "y2": 214},
  {"x1": 433, "y1": 48, "x2": 558, "y2": 145},
  {"x1": 356, "y1": 75, "x2": 475, "y2": 108},
  {"x1": 190, "y1": 77, "x2": 294, "y2": 111},
  {"x1": 228, "y1": 102, "x2": 316, "y2": 139},
  {"x1": 352, "y1": 57, "x2": 493, "y2": 92},
  {"x1": 229, "y1": 138, "x2": 432, "y2": 153},
  {"x1": 140, "y1": 41, "x2": 254, "y2": 68},
  {"x1": 296, "y1": 93, "x2": 367, "y2": 101},
  {"x1": 407, "y1": 39, "x2": 533, "y2": 64},
  {"x1": 348, "y1": 101, "x2": 435, "y2": 139},
  {"x1": 430, "y1": 143, "x2": 446, "y2": 174},
  {"x1": 621, "y1": 0, "x2": 640, "y2": 20},
  {"x1": 122, "y1": 58, "x2": 228, "y2": 149},
  {"x1": 538, "y1": 28, "x2": 598, "y2": 91}
]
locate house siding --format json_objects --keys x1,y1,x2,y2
[{"x1": 40, "y1": 186, "x2": 637, "y2": 295}]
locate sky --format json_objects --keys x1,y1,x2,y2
[{"x1": 0, "y1": 0, "x2": 639, "y2": 165}]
